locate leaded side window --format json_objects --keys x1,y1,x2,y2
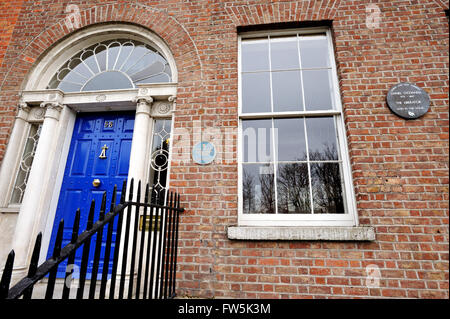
[
  {"x1": 239, "y1": 29, "x2": 356, "y2": 226},
  {"x1": 47, "y1": 39, "x2": 172, "y2": 92},
  {"x1": 149, "y1": 119, "x2": 171, "y2": 202},
  {"x1": 10, "y1": 123, "x2": 42, "y2": 204}
]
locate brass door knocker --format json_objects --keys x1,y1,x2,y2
[{"x1": 99, "y1": 144, "x2": 108, "y2": 159}]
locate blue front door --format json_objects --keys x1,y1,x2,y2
[{"x1": 48, "y1": 111, "x2": 134, "y2": 278}]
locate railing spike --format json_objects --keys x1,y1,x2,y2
[
  {"x1": 0, "y1": 250, "x2": 15, "y2": 299},
  {"x1": 87, "y1": 199, "x2": 96, "y2": 230},
  {"x1": 120, "y1": 180, "x2": 127, "y2": 204},
  {"x1": 99, "y1": 191, "x2": 107, "y2": 221},
  {"x1": 110, "y1": 184, "x2": 117, "y2": 211},
  {"x1": 23, "y1": 233, "x2": 42, "y2": 299},
  {"x1": 46, "y1": 219, "x2": 64, "y2": 299}
]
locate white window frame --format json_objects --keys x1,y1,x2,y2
[
  {"x1": 237, "y1": 27, "x2": 358, "y2": 227},
  {"x1": 0, "y1": 107, "x2": 44, "y2": 213}
]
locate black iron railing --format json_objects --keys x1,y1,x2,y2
[{"x1": 0, "y1": 179, "x2": 183, "y2": 299}]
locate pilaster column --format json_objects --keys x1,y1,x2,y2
[
  {"x1": 128, "y1": 95, "x2": 153, "y2": 191},
  {"x1": 11, "y1": 101, "x2": 64, "y2": 273},
  {"x1": 114, "y1": 95, "x2": 153, "y2": 289},
  {"x1": 0, "y1": 103, "x2": 31, "y2": 206}
]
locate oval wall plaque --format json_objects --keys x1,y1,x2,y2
[
  {"x1": 386, "y1": 82, "x2": 430, "y2": 119},
  {"x1": 192, "y1": 141, "x2": 216, "y2": 165}
]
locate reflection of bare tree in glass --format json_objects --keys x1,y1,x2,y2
[
  {"x1": 259, "y1": 170, "x2": 275, "y2": 214},
  {"x1": 242, "y1": 169, "x2": 255, "y2": 214},
  {"x1": 242, "y1": 166, "x2": 274, "y2": 214},
  {"x1": 310, "y1": 143, "x2": 345, "y2": 214},
  {"x1": 277, "y1": 162, "x2": 310, "y2": 214}
]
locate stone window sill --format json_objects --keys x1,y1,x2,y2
[
  {"x1": 227, "y1": 226, "x2": 375, "y2": 241},
  {"x1": 0, "y1": 206, "x2": 20, "y2": 214}
]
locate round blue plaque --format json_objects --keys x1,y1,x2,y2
[{"x1": 192, "y1": 141, "x2": 216, "y2": 165}]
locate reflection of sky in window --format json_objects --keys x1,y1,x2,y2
[
  {"x1": 242, "y1": 119, "x2": 274, "y2": 163},
  {"x1": 241, "y1": 40, "x2": 269, "y2": 72},
  {"x1": 274, "y1": 118, "x2": 306, "y2": 161},
  {"x1": 270, "y1": 37, "x2": 299, "y2": 70},
  {"x1": 241, "y1": 34, "x2": 334, "y2": 114},
  {"x1": 306, "y1": 117, "x2": 338, "y2": 160}
]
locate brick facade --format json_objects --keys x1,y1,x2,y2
[{"x1": 0, "y1": 0, "x2": 448, "y2": 298}]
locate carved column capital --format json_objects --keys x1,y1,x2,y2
[
  {"x1": 18, "y1": 102, "x2": 31, "y2": 112},
  {"x1": 133, "y1": 95, "x2": 153, "y2": 116},
  {"x1": 40, "y1": 101, "x2": 64, "y2": 120},
  {"x1": 133, "y1": 96, "x2": 154, "y2": 105},
  {"x1": 17, "y1": 102, "x2": 31, "y2": 120}
]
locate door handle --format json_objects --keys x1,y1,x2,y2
[{"x1": 92, "y1": 179, "x2": 101, "y2": 187}]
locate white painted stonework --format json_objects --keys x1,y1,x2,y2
[{"x1": 0, "y1": 24, "x2": 177, "y2": 284}]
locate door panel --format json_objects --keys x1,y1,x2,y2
[{"x1": 48, "y1": 111, "x2": 134, "y2": 279}]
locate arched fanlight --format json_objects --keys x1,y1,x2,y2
[{"x1": 47, "y1": 39, "x2": 172, "y2": 92}]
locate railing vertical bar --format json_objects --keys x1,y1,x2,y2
[
  {"x1": 0, "y1": 180, "x2": 183, "y2": 301},
  {"x1": 62, "y1": 208, "x2": 81, "y2": 299},
  {"x1": 99, "y1": 185, "x2": 117, "y2": 299},
  {"x1": 136, "y1": 183, "x2": 149, "y2": 299},
  {"x1": 128, "y1": 181, "x2": 141, "y2": 299},
  {"x1": 144, "y1": 186, "x2": 155, "y2": 299},
  {"x1": 76, "y1": 200, "x2": 95, "y2": 299},
  {"x1": 0, "y1": 250, "x2": 15, "y2": 299},
  {"x1": 171, "y1": 193, "x2": 181, "y2": 298},
  {"x1": 119, "y1": 178, "x2": 134, "y2": 299},
  {"x1": 88, "y1": 192, "x2": 107, "y2": 299},
  {"x1": 168, "y1": 192, "x2": 178, "y2": 298},
  {"x1": 163, "y1": 192, "x2": 174, "y2": 299},
  {"x1": 45, "y1": 219, "x2": 64, "y2": 299},
  {"x1": 22, "y1": 233, "x2": 42, "y2": 299},
  {"x1": 109, "y1": 180, "x2": 127, "y2": 299},
  {"x1": 155, "y1": 190, "x2": 167, "y2": 299},
  {"x1": 149, "y1": 188, "x2": 160, "y2": 299}
]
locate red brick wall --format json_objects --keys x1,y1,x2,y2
[{"x1": 0, "y1": 0, "x2": 448, "y2": 299}]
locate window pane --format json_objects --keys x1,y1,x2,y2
[
  {"x1": 277, "y1": 163, "x2": 311, "y2": 214},
  {"x1": 299, "y1": 35, "x2": 330, "y2": 68},
  {"x1": 94, "y1": 44, "x2": 108, "y2": 72},
  {"x1": 68, "y1": 59, "x2": 92, "y2": 79},
  {"x1": 107, "y1": 42, "x2": 121, "y2": 70},
  {"x1": 120, "y1": 45, "x2": 149, "y2": 72},
  {"x1": 81, "y1": 71, "x2": 134, "y2": 91},
  {"x1": 310, "y1": 162, "x2": 346, "y2": 214},
  {"x1": 303, "y1": 69, "x2": 334, "y2": 110},
  {"x1": 306, "y1": 117, "x2": 339, "y2": 161},
  {"x1": 270, "y1": 36, "x2": 299, "y2": 70},
  {"x1": 274, "y1": 118, "x2": 307, "y2": 161},
  {"x1": 57, "y1": 81, "x2": 83, "y2": 92},
  {"x1": 242, "y1": 163, "x2": 275, "y2": 214},
  {"x1": 241, "y1": 72, "x2": 271, "y2": 113},
  {"x1": 242, "y1": 119, "x2": 274, "y2": 163},
  {"x1": 272, "y1": 70, "x2": 303, "y2": 112},
  {"x1": 241, "y1": 39, "x2": 269, "y2": 72}
]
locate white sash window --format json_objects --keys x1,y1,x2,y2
[{"x1": 238, "y1": 28, "x2": 358, "y2": 227}]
